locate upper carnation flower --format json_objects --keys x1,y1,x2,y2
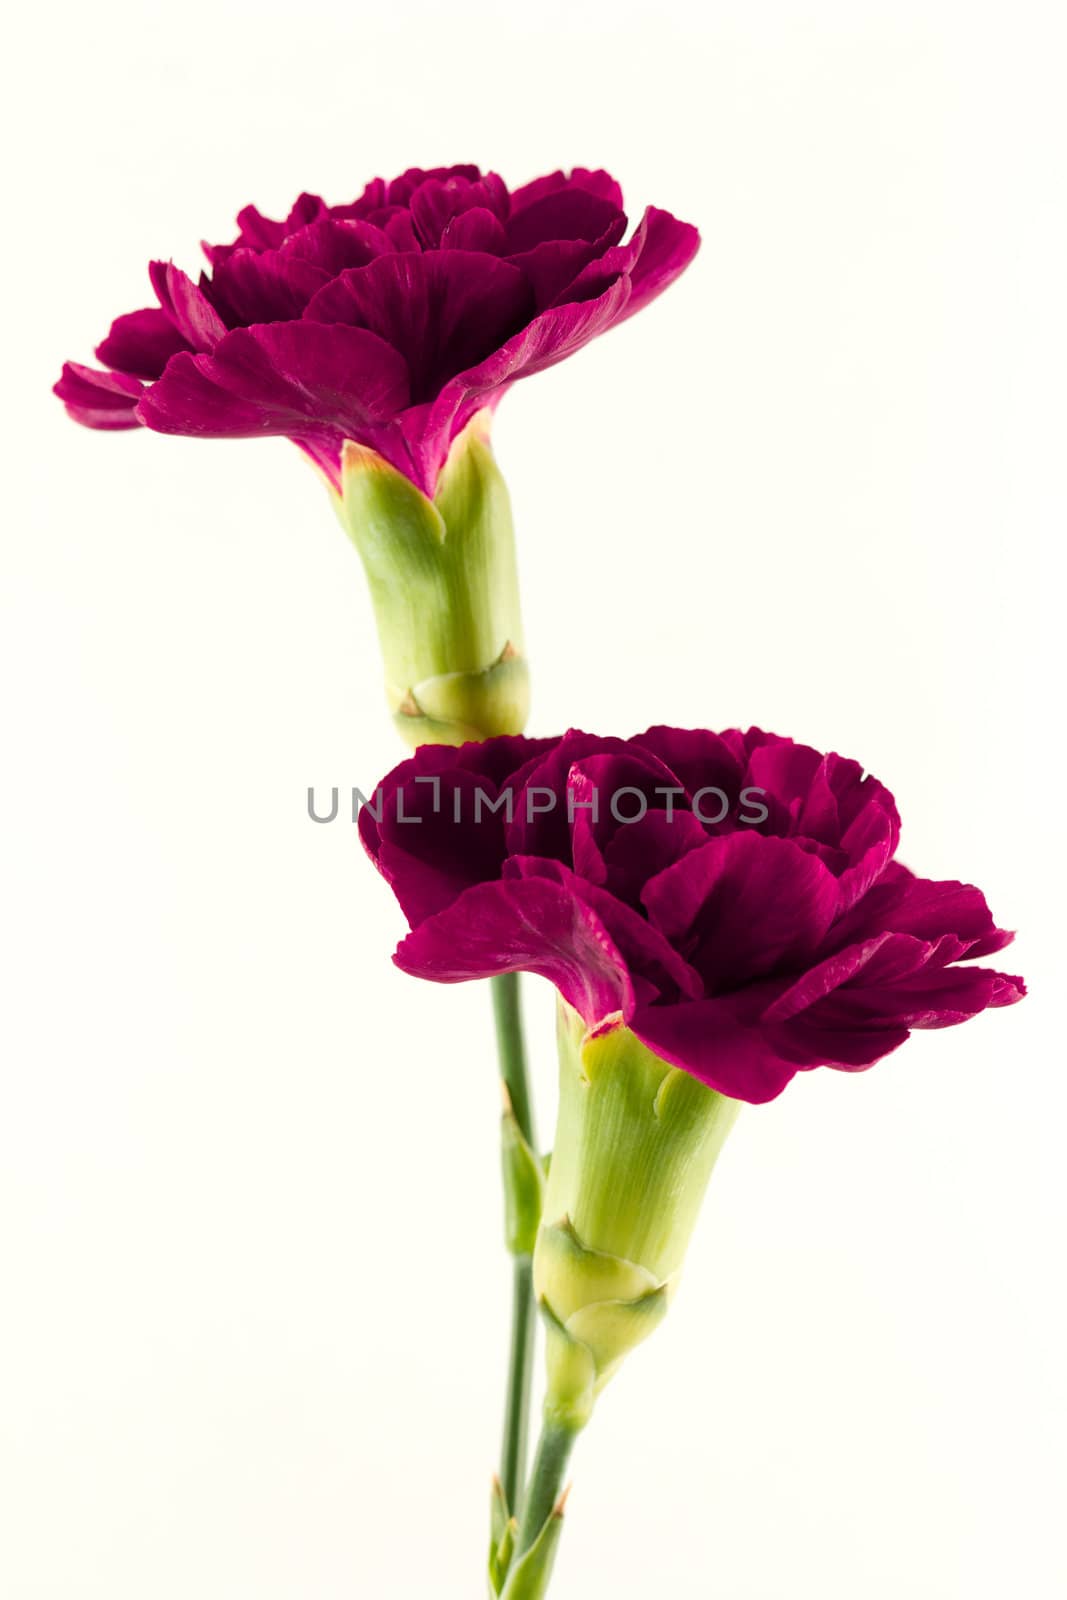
[
  {"x1": 360, "y1": 727, "x2": 1024, "y2": 1104},
  {"x1": 54, "y1": 165, "x2": 699, "y2": 495}
]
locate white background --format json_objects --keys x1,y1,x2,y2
[{"x1": 2, "y1": 2, "x2": 1064, "y2": 1596}]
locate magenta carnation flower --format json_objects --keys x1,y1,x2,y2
[
  {"x1": 54, "y1": 165, "x2": 698, "y2": 495},
  {"x1": 360, "y1": 727, "x2": 1024, "y2": 1104}
]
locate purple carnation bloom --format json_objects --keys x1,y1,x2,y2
[
  {"x1": 360, "y1": 727, "x2": 1024, "y2": 1104},
  {"x1": 55, "y1": 165, "x2": 699, "y2": 494}
]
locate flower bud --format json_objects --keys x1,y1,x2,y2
[
  {"x1": 337, "y1": 411, "x2": 529, "y2": 745},
  {"x1": 501, "y1": 1093, "x2": 546, "y2": 1258},
  {"x1": 533, "y1": 1001, "x2": 740, "y2": 1429}
]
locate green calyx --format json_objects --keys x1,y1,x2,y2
[
  {"x1": 533, "y1": 1002, "x2": 741, "y2": 1429},
  {"x1": 335, "y1": 412, "x2": 529, "y2": 746}
]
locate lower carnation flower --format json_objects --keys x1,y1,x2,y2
[{"x1": 361, "y1": 724, "x2": 1024, "y2": 1104}]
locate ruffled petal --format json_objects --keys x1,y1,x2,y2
[
  {"x1": 630, "y1": 994, "x2": 802, "y2": 1104},
  {"x1": 630, "y1": 725, "x2": 746, "y2": 813},
  {"x1": 773, "y1": 1021, "x2": 911, "y2": 1073},
  {"x1": 410, "y1": 274, "x2": 632, "y2": 489},
  {"x1": 364, "y1": 767, "x2": 514, "y2": 926},
  {"x1": 641, "y1": 832, "x2": 840, "y2": 993},
  {"x1": 504, "y1": 730, "x2": 632, "y2": 863},
  {"x1": 824, "y1": 963, "x2": 1025, "y2": 1029},
  {"x1": 136, "y1": 322, "x2": 411, "y2": 455},
  {"x1": 561, "y1": 747, "x2": 698, "y2": 892},
  {"x1": 204, "y1": 192, "x2": 327, "y2": 264},
  {"x1": 507, "y1": 855, "x2": 704, "y2": 1005},
  {"x1": 764, "y1": 929, "x2": 1025, "y2": 1069},
  {"x1": 95, "y1": 308, "x2": 190, "y2": 380},
  {"x1": 54, "y1": 362, "x2": 144, "y2": 429},
  {"x1": 609, "y1": 206, "x2": 701, "y2": 320},
  {"x1": 386, "y1": 165, "x2": 483, "y2": 206},
  {"x1": 303, "y1": 250, "x2": 531, "y2": 401},
  {"x1": 149, "y1": 262, "x2": 227, "y2": 351},
  {"x1": 253, "y1": 192, "x2": 326, "y2": 248},
  {"x1": 506, "y1": 227, "x2": 626, "y2": 310},
  {"x1": 409, "y1": 174, "x2": 509, "y2": 247},
  {"x1": 394, "y1": 876, "x2": 634, "y2": 1027},
  {"x1": 505, "y1": 187, "x2": 627, "y2": 254},
  {"x1": 380, "y1": 210, "x2": 422, "y2": 252},
  {"x1": 208, "y1": 247, "x2": 332, "y2": 324},
  {"x1": 599, "y1": 807, "x2": 712, "y2": 905},
  {"x1": 358, "y1": 733, "x2": 559, "y2": 882},
  {"x1": 834, "y1": 862, "x2": 1015, "y2": 959},
  {"x1": 550, "y1": 207, "x2": 699, "y2": 318},
  {"x1": 509, "y1": 167, "x2": 625, "y2": 215},
  {"x1": 796, "y1": 930, "x2": 1026, "y2": 1028},
  {"x1": 764, "y1": 934, "x2": 903, "y2": 1021},
  {"x1": 740, "y1": 741, "x2": 900, "y2": 913},
  {"x1": 441, "y1": 208, "x2": 509, "y2": 253},
  {"x1": 278, "y1": 218, "x2": 396, "y2": 274}
]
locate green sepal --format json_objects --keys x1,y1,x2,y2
[
  {"x1": 535, "y1": 1217, "x2": 658, "y2": 1322},
  {"x1": 488, "y1": 1500, "x2": 519, "y2": 1596},
  {"x1": 499, "y1": 1495, "x2": 566, "y2": 1600},
  {"x1": 502, "y1": 1102, "x2": 545, "y2": 1257},
  {"x1": 400, "y1": 648, "x2": 529, "y2": 747},
  {"x1": 490, "y1": 1475, "x2": 510, "y2": 1550},
  {"x1": 537, "y1": 1220, "x2": 670, "y2": 1401},
  {"x1": 336, "y1": 413, "x2": 529, "y2": 746},
  {"x1": 566, "y1": 1285, "x2": 670, "y2": 1386},
  {"x1": 541, "y1": 1300, "x2": 596, "y2": 1431}
]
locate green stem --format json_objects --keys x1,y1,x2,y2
[
  {"x1": 491, "y1": 973, "x2": 538, "y2": 1516},
  {"x1": 514, "y1": 1418, "x2": 579, "y2": 1559},
  {"x1": 501, "y1": 1255, "x2": 536, "y2": 1515},
  {"x1": 492, "y1": 971, "x2": 535, "y2": 1144}
]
